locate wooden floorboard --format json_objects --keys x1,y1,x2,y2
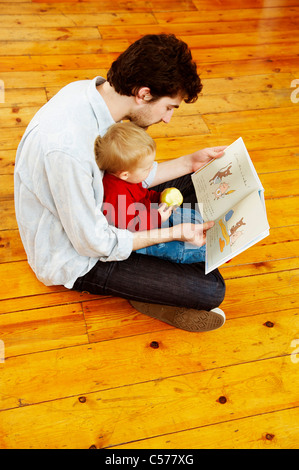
[{"x1": 0, "y1": 0, "x2": 298, "y2": 450}]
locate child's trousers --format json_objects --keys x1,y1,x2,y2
[{"x1": 136, "y1": 207, "x2": 206, "y2": 263}]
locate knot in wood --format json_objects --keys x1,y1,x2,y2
[{"x1": 218, "y1": 396, "x2": 227, "y2": 404}]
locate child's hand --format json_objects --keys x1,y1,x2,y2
[{"x1": 158, "y1": 203, "x2": 174, "y2": 223}]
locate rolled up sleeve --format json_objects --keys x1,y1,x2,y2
[
  {"x1": 44, "y1": 151, "x2": 134, "y2": 261},
  {"x1": 142, "y1": 161, "x2": 158, "y2": 189}
]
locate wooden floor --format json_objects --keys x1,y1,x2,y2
[{"x1": 0, "y1": 0, "x2": 299, "y2": 450}]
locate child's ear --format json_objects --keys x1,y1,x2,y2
[{"x1": 117, "y1": 170, "x2": 129, "y2": 181}]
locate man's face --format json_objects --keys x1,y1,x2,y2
[{"x1": 129, "y1": 94, "x2": 183, "y2": 129}]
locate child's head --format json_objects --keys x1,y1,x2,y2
[{"x1": 95, "y1": 122, "x2": 156, "y2": 184}]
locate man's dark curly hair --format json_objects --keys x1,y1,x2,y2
[{"x1": 106, "y1": 34, "x2": 202, "y2": 103}]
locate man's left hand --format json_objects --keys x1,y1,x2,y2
[{"x1": 191, "y1": 146, "x2": 227, "y2": 172}]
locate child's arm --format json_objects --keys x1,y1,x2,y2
[
  {"x1": 127, "y1": 201, "x2": 162, "y2": 232},
  {"x1": 103, "y1": 190, "x2": 164, "y2": 232},
  {"x1": 103, "y1": 179, "x2": 172, "y2": 231}
]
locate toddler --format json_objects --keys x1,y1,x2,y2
[{"x1": 95, "y1": 122, "x2": 206, "y2": 264}]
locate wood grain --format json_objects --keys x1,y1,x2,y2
[{"x1": 0, "y1": 0, "x2": 298, "y2": 449}]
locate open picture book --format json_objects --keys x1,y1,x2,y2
[{"x1": 191, "y1": 137, "x2": 270, "y2": 274}]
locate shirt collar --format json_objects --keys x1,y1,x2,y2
[{"x1": 87, "y1": 76, "x2": 115, "y2": 135}]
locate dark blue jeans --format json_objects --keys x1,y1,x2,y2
[{"x1": 72, "y1": 174, "x2": 226, "y2": 311}]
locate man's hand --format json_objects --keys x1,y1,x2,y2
[
  {"x1": 132, "y1": 221, "x2": 214, "y2": 251},
  {"x1": 149, "y1": 145, "x2": 227, "y2": 188},
  {"x1": 190, "y1": 146, "x2": 227, "y2": 173},
  {"x1": 173, "y1": 221, "x2": 215, "y2": 247}
]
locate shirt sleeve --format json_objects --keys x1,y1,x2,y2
[
  {"x1": 44, "y1": 151, "x2": 134, "y2": 261},
  {"x1": 142, "y1": 161, "x2": 158, "y2": 188}
]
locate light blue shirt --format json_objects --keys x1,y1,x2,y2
[{"x1": 14, "y1": 77, "x2": 157, "y2": 288}]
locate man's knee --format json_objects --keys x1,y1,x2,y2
[
  {"x1": 192, "y1": 270, "x2": 226, "y2": 311},
  {"x1": 211, "y1": 273, "x2": 226, "y2": 308}
]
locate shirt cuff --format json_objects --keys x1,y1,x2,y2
[
  {"x1": 142, "y1": 161, "x2": 158, "y2": 188},
  {"x1": 99, "y1": 225, "x2": 134, "y2": 262}
]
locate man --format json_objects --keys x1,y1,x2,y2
[{"x1": 14, "y1": 34, "x2": 226, "y2": 332}]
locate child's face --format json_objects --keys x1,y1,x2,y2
[{"x1": 125, "y1": 152, "x2": 156, "y2": 184}]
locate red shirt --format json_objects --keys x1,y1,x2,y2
[{"x1": 102, "y1": 173, "x2": 161, "y2": 232}]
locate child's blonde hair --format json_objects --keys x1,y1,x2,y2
[{"x1": 94, "y1": 122, "x2": 156, "y2": 174}]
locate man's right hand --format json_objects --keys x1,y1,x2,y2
[
  {"x1": 132, "y1": 221, "x2": 214, "y2": 252},
  {"x1": 172, "y1": 221, "x2": 215, "y2": 247}
]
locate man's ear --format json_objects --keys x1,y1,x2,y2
[{"x1": 135, "y1": 87, "x2": 153, "y2": 104}]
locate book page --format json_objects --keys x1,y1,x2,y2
[
  {"x1": 192, "y1": 137, "x2": 263, "y2": 221},
  {"x1": 205, "y1": 191, "x2": 270, "y2": 274}
]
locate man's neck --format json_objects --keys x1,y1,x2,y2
[{"x1": 96, "y1": 81, "x2": 134, "y2": 122}]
